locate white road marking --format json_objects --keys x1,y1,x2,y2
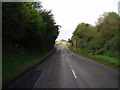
[
  {"x1": 72, "y1": 69, "x2": 77, "y2": 78},
  {"x1": 66, "y1": 57, "x2": 73, "y2": 69},
  {"x1": 66, "y1": 57, "x2": 77, "y2": 79},
  {"x1": 33, "y1": 70, "x2": 45, "y2": 88},
  {"x1": 69, "y1": 63, "x2": 73, "y2": 69},
  {"x1": 66, "y1": 57, "x2": 68, "y2": 61}
]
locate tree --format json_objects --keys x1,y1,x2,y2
[
  {"x1": 71, "y1": 12, "x2": 120, "y2": 57},
  {"x1": 2, "y1": 2, "x2": 60, "y2": 53}
]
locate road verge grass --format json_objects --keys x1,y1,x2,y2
[
  {"x1": 66, "y1": 43, "x2": 119, "y2": 70},
  {"x1": 3, "y1": 48, "x2": 56, "y2": 86}
]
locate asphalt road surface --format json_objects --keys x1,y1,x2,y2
[{"x1": 9, "y1": 44, "x2": 118, "y2": 88}]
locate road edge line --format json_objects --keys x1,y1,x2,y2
[{"x1": 33, "y1": 70, "x2": 45, "y2": 88}]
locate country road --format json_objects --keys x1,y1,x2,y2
[{"x1": 8, "y1": 44, "x2": 118, "y2": 88}]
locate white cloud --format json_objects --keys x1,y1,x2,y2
[{"x1": 40, "y1": 0, "x2": 119, "y2": 40}]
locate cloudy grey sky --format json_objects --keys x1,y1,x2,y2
[{"x1": 40, "y1": 0, "x2": 119, "y2": 40}]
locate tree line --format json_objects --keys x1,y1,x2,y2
[
  {"x1": 71, "y1": 12, "x2": 120, "y2": 58},
  {"x1": 2, "y1": 2, "x2": 60, "y2": 54}
]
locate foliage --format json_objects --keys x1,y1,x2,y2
[
  {"x1": 71, "y1": 12, "x2": 120, "y2": 61},
  {"x1": 2, "y1": 2, "x2": 60, "y2": 53},
  {"x1": 2, "y1": 2, "x2": 60, "y2": 85},
  {"x1": 68, "y1": 43, "x2": 119, "y2": 70},
  {"x1": 2, "y1": 50, "x2": 53, "y2": 85},
  {"x1": 72, "y1": 23, "x2": 95, "y2": 48}
]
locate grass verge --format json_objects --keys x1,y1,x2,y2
[
  {"x1": 66, "y1": 43, "x2": 119, "y2": 70},
  {"x1": 2, "y1": 48, "x2": 55, "y2": 86}
]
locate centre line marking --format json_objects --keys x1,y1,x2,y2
[
  {"x1": 66, "y1": 57, "x2": 77, "y2": 78},
  {"x1": 66, "y1": 57, "x2": 68, "y2": 61},
  {"x1": 72, "y1": 69, "x2": 77, "y2": 78},
  {"x1": 66, "y1": 57, "x2": 71, "y2": 67},
  {"x1": 69, "y1": 63, "x2": 73, "y2": 69}
]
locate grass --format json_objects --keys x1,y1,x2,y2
[
  {"x1": 55, "y1": 41, "x2": 67, "y2": 46},
  {"x1": 2, "y1": 49, "x2": 55, "y2": 86},
  {"x1": 66, "y1": 43, "x2": 119, "y2": 70}
]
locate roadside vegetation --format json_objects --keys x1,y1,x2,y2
[
  {"x1": 2, "y1": 2, "x2": 59, "y2": 86},
  {"x1": 68, "y1": 12, "x2": 120, "y2": 70},
  {"x1": 55, "y1": 40, "x2": 67, "y2": 46}
]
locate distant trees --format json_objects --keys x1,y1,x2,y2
[
  {"x1": 68, "y1": 39, "x2": 72, "y2": 43},
  {"x1": 2, "y1": 2, "x2": 60, "y2": 54},
  {"x1": 71, "y1": 12, "x2": 120, "y2": 57}
]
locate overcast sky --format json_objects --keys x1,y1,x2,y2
[{"x1": 40, "y1": 0, "x2": 119, "y2": 40}]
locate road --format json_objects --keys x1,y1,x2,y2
[{"x1": 9, "y1": 44, "x2": 118, "y2": 88}]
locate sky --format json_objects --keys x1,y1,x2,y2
[{"x1": 39, "y1": 0, "x2": 119, "y2": 40}]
